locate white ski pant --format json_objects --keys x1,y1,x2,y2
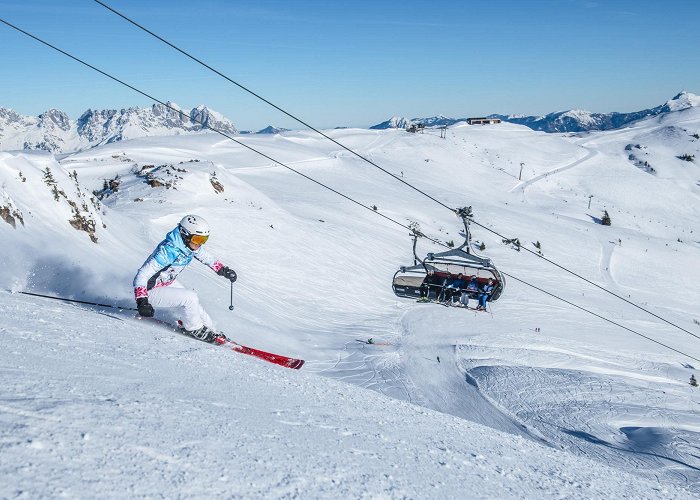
[{"x1": 147, "y1": 281, "x2": 214, "y2": 331}]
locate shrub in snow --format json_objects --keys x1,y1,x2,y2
[
  {"x1": 136, "y1": 164, "x2": 185, "y2": 190},
  {"x1": 210, "y1": 173, "x2": 224, "y2": 194},
  {"x1": 41, "y1": 166, "x2": 101, "y2": 242},
  {"x1": 43, "y1": 167, "x2": 64, "y2": 201},
  {"x1": 0, "y1": 203, "x2": 24, "y2": 228},
  {"x1": 533, "y1": 240, "x2": 543, "y2": 255},
  {"x1": 627, "y1": 153, "x2": 655, "y2": 174},
  {"x1": 407, "y1": 221, "x2": 423, "y2": 238},
  {"x1": 502, "y1": 237, "x2": 521, "y2": 251}
]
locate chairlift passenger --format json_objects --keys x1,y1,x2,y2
[
  {"x1": 477, "y1": 278, "x2": 495, "y2": 311},
  {"x1": 442, "y1": 273, "x2": 466, "y2": 304}
]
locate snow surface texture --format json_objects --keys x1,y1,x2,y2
[{"x1": 1, "y1": 102, "x2": 700, "y2": 497}]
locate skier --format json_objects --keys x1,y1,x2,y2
[{"x1": 133, "y1": 215, "x2": 238, "y2": 343}]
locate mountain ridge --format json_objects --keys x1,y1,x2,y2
[
  {"x1": 371, "y1": 91, "x2": 700, "y2": 133},
  {"x1": 0, "y1": 102, "x2": 238, "y2": 154},
  {"x1": 2, "y1": 91, "x2": 698, "y2": 153}
]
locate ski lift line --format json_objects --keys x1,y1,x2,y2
[
  {"x1": 91, "y1": 3, "x2": 700, "y2": 345},
  {"x1": 501, "y1": 272, "x2": 700, "y2": 364},
  {"x1": 0, "y1": 17, "x2": 438, "y2": 244},
  {"x1": 93, "y1": 0, "x2": 456, "y2": 214},
  {"x1": 469, "y1": 218, "x2": 700, "y2": 342}
]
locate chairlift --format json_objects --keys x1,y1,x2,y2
[{"x1": 392, "y1": 209, "x2": 505, "y2": 303}]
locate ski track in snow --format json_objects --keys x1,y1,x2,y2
[
  {"x1": 467, "y1": 362, "x2": 700, "y2": 488},
  {"x1": 510, "y1": 145, "x2": 598, "y2": 194}
]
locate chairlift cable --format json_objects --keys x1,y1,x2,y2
[
  {"x1": 91, "y1": 1, "x2": 700, "y2": 344},
  {"x1": 469, "y1": 218, "x2": 700, "y2": 342},
  {"x1": 2, "y1": 19, "x2": 697, "y2": 362},
  {"x1": 503, "y1": 272, "x2": 700, "y2": 363}
]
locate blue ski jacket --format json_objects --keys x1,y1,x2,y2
[{"x1": 133, "y1": 227, "x2": 224, "y2": 300}]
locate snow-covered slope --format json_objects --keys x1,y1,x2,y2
[
  {"x1": 0, "y1": 290, "x2": 687, "y2": 498},
  {"x1": 0, "y1": 102, "x2": 237, "y2": 153},
  {"x1": 1, "y1": 107, "x2": 699, "y2": 496}
]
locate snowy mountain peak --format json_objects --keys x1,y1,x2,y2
[
  {"x1": 38, "y1": 109, "x2": 71, "y2": 132},
  {"x1": 256, "y1": 125, "x2": 290, "y2": 134},
  {"x1": 370, "y1": 116, "x2": 412, "y2": 130},
  {"x1": 189, "y1": 105, "x2": 237, "y2": 135},
  {"x1": 0, "y1": 107, "x2": 35, "y2": 128},
  {"x1": 0, "y1": 104, "x2": 238, "y2": 153},
  {"x1": 664, "y1": 91, "x2": 700, "y2": 111}
]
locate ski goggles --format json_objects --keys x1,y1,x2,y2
[{"x1": 190, "y1": 234, "x2": 209, "y2": 245}]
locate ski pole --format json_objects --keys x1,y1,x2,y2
[
  {"x1": 18, "y1": 290, "x2": 137, "y2": 311},
  {"x1": 228, "y1": 280, "x2": 235, "y2": 311}
]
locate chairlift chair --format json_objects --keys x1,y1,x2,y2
[{"x1": 392, "y1": 212, "x2": 505, "y2": 303}]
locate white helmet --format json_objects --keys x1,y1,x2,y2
[{"x1": 179, "y1": 214, "x2": 210, "y2": 245}]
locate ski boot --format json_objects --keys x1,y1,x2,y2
[{"x1": 184, "y1": 325, "x2": 227, "y2": 344}]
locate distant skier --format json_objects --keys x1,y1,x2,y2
[{"x1": 133, "y1": 215, "x2": 238, "y2": 343}]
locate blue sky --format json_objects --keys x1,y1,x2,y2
[{"x1": 1, "y1": 0, "x2": 698, "y2": 130}]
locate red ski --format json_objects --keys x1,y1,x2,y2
[
  {"x1": 144, "y1": 318, "x2": 305, "y2": 370},
  {"x1": 215, "y1": 337, "x2": 305, "y2": 370}
]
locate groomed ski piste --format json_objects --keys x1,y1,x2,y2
[{"x1": 2, "y1": 93, "x2": 700, "y2": 497}]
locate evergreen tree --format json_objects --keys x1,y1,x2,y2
[
  {"x1": 43, "y1": 167, "x2": 61, "y2": 201},
  {"x1": 602, "y1": 210, "x2": 612, "y2": 226}
]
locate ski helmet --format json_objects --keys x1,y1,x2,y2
[{"x1": 179, "y1": 214, "x2": 210, "y2": 246}]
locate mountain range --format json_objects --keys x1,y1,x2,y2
[
  {"x1": 0, "y1": 102, "x2": 238, "y2": 154},
  {"x1": 371, "y1": 91, "x2": 700, "y2": 132},
  {"x1": 1, "y1": 92, "x2": 698, "y2": 154}
]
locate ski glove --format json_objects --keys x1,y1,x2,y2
[
  {"x1": 136, "y1": 297, "x2": 155, "y2": 317},
  {"x1": 217, "y1": 266, "x2": 237, "y2": 283}
]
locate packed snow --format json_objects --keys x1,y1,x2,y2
[{"x1": 1, "y1": 102, "x2": 700, "y2": 498}]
